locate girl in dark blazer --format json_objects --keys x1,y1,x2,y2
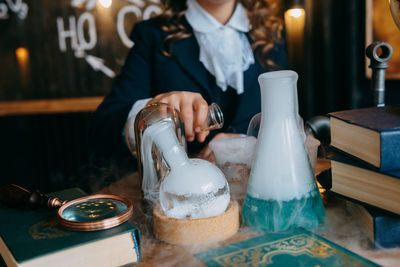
[{"x1": 91, "y1": 0, "x2": 287, "y2": 159}]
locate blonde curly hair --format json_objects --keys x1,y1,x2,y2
[{"x1": 158, "y1": 0, "x2": 283, "y2": 68}]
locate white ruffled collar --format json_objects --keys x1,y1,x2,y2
[{"x1": 184, "y1": 0, "x2": 254, "y2": 94}]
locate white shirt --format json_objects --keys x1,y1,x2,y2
[{"x1": 185, "y1": 0, "x2": 254, "y2": 94}]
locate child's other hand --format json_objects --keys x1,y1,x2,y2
[{"x1": 147, "y1": 91, "x2": 209, "y2": 142}]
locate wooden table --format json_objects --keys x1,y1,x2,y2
[{"x1": 99, "y1": 159, "x2": 400, "y2": 266}]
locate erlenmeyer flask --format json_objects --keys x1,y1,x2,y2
[{"x1": 242, "y1": 70, "x2": 324, "y2": 232}]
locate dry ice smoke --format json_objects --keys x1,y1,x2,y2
[
  {"x1": 87, "y1": 132, "x2": 400, "y2": 266},
  {"x1": 314, "y1": 194, "x2": 400, "y2": 267},
  {"x1": 99, "y1": 173, "x2": 400, "y2": 266},
  {"x1": 93, "y1": 160, "x2": 400, "y2": 267}
]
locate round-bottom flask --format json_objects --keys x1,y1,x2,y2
[{"x1": 142, "y1": 120, "x2": 230, "y2": 220}]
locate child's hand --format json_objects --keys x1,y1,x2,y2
[{"x1": 147, "y1": 91, "x2": 209, "y2": 142}]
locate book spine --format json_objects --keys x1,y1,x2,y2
[
  {"x1": 374, "y1": 216, "x2": 400, "y2": 249},
  {"x1": 328, "y1": 190, "x2": 399, "y2": 216},
  {"x1": 380, "y1": 130, "x2": 400, "y2": 171},
  {"x1": 132, "y1": 228, "x2": 141, "y2": 262}
]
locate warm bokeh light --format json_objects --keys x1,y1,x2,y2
[
  {"x1": 15, "y1": 47, "x2": 30, "y2": 86},
  {"x1": 284, "y1": 7, "x2": 306, "y2": 69},
  {"x1": 287, "y1": 8, "x2": 305, "y2": 18},
  {"x1": 99, "y1": 0, "x2": 112, "y2": 8},
  {"x1": 16, "y1": 47, "x2": 29, "y2": 64}
]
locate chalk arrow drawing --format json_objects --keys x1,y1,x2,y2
[
  {"x1": 0, "y1": 3, "x2": 8, "y2": 19},
  {"x1": 71, "y1": 0, "x2": 96, "y2": 10},
  {"x1": 85, "y1": 55, "x2": 115, "y2": 78}
]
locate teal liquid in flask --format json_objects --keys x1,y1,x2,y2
[{"x1": 242, "y1": 70, "x2": 325, "y2": 232}]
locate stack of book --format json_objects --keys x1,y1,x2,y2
[{"x1": 326, "y1": 106, "x2": 400, "y2": 249}]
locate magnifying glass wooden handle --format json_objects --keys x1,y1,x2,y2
[{"x1": 0, "y1": 184, "x2": 66, "y2": 209}]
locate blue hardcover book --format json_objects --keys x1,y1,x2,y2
[
  {"x1": 329, "y1": 106, "x2": 400, "y2": 172},
  {"x1": 346, "y1": 201, "x2": 400, "y2": 249},
  {"x1": 321, "y1": 148, "x2": 400, "y2": 215},
  {"x1": 0, "y1": 188, "x2": 140, "y2": 267},
  {"x1": 195, "y1": 228, "x2": 379, "y2": 266}
]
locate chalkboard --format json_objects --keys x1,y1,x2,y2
[{"x1": 0, "y1": 0, "x2": 162, "y2": 101}]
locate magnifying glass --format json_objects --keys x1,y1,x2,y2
[{"x1": 0, "y1": 184, "x2": 133, "y2": 231}]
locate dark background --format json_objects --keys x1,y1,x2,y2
[{"x1": 0, "y1": 0, "x2": 399, "y2": 193}]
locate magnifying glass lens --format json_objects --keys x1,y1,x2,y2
[{"x1": 62, "y1": 198, "x2": 128, "y2": 222}]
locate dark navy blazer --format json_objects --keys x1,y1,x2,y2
[{"x1": 91, "y1": 17, "x2": 287, "y2": 157}]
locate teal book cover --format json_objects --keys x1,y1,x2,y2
[
  {"x1": 0, "y1": 187, "x2": 140, "y2": 265},
  {"x1": 195, "y1": 228, "x2": 379, "y2": 267}
]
